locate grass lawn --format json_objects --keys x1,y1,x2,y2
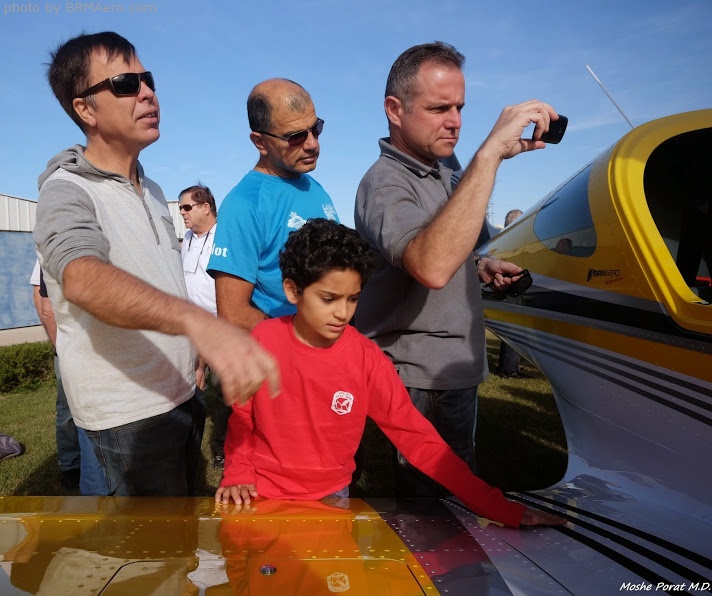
[
  {"x1": 0, "y1": 336, "x2": 567, "y2": 497},
  {"x1": 0, "y1": 379, "x2": 224, "y2": 496}
]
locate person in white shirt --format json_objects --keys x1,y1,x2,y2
[
  {"x1": 179, "y1": 184, "x2": 229, "y2": 469},
  {"x1": 180, "y1": 185, "x2": 218, "y2": 316}
]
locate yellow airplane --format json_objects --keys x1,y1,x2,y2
[
  {"x1": 1, "y1": 110, "x2": 710, "y2": 595},
  {"x1": 478, "y1": 108, "x2": 712, "y2": 592}
]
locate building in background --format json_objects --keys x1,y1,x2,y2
[
  {"x1": 0, "y1": 194, "x2": 38, "y2": 330},
  {"x1": 0, "y1": 193, "x2": 186, "y2": 332}
]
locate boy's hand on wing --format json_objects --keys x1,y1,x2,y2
[
  {"x1": 520, "y1": 507, "x2": 567, "y2": 526},
  {"x1": 215, "y1": 484, "x2": 259, "y2": 508}
]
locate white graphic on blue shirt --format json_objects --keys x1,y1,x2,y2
[
  {"x1": 322, "y1": 204, "x2": 337, "y2": 221},
  {"x1": 331, "y1": 391, "x2": 354, "y2": 415},
  {"x1": 287, "y1": 212, "x2": 307, "y2": 229}
]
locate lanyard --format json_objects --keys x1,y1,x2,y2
[{"x1": 184, "y1": 230, "x2": 211, "y2": 274}]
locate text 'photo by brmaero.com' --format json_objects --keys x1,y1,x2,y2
[{"x1": 3, "y1": 2, "x2": 157, "y2": 16}]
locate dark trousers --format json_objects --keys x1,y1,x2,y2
[
  {"x1": 207, "y1": 371, "x2": 231, "y2": 457},
  {"x1": 86, "y1": 394, "x2": 206, "y2": 496},
  {"x1": 395, "y1": 386, "x2": 478, "y2": 499},
  {"x1": 498, "y1": 340, "x2": 521, "y2": 375},
  {"x1": 54, "y1": 356, "x2": 80, "y2": 472}
]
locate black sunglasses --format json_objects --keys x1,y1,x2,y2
[
  {"x1": 76, "y1": 71, "x2": 155, "y2": 99},
  {"x1": 179, "y1": 203, "x2": 201, "y2": 212},
  {"x1": 482, "y1": 269, "x2": 533, "y2": 301},
  {"x1": 258, "y1": 118, "x2": 324, "y2": 147}
]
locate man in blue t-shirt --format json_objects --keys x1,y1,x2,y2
[{"x1": 207, "y1": 78, "x2": 338, "y2": 328}]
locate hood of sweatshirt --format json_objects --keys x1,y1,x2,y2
[{"x1": 38, "y1": 144, "x2": 144, "y2": 190}]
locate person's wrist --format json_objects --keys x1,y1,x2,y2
[
  {"x1": 182, "y1": 304, "x2": 214, "y2": 342},
  {"x1": 475, "y1": 142, "x2": 503, "y2": 167}
]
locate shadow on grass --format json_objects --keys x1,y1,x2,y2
[
  {"x1": 8, "y1": 449, "x2": 216, "y2": 497},
  {"x1": 9, "y1": 455, "x2": 79, "y2": 496},
  {"x1": 1, "y1": 381, "x2": 220, "y2": 497},
  {"x1": 475, "y1": 390, "x2": 567, "y2": 492}
]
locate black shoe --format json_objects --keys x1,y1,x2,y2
[
  {"x1": 60, "y1": 468, "x2": 80, "y2": 489},
  {"x1": 213, "y1": 454, "x2": 225, "y2": 470},
  {"x1": 500, "y1": 371, "x2": 530, "y2": 380}
]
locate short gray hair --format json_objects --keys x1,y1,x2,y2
[{"x1": 385, "y1": 41, "x2": 465, "y2": 109}]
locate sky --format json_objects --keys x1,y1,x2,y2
[{"x1": 1, "y1": 0, "x2": 710, "y2": 227}]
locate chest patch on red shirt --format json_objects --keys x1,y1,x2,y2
[{"x1": 331, "y1": 391, "x2": 354, "y2": 415}]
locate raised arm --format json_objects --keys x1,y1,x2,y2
[{"x1": 402, "y1": 100, "x2": 558, "y2": 289}]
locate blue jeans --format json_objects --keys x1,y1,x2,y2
[
  {"x1": 395, "y1": 386, "x2": 478, "y2": 499},
  {"x1": 85, "y1": 394, "x2": 206, "y2": 496},
  {"x1": 77, "y1": 427, "x2": 109, "y2": 496},
  {"x1": 54, "y1": 356, "x2": 80, "y2": 472}
]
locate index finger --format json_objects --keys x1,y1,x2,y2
[{"x1": 531, "y1": 102, "x2": 558, "y2": 140}]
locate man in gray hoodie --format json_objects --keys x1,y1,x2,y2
[{"x1": 33, "y1": 31, "x2": 279, "y2": 496}]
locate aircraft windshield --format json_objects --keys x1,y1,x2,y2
[
  {"x1": 644, "y1": 128, "x2": 712, "y2": 302},
  {"x1": 533, "y1": 164, "x2": 596, "y2": 257}
]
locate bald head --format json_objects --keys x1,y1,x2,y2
[
  {"x1": 247, "y1": 78, "x2": 313, "y2": 132},
  {"x1": 248, "y1": 78, "x2": 321, "y2": 178}
]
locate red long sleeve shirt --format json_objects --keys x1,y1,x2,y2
[{"x1": 221, "y1": 316, "x2": 525, "y2": 528}]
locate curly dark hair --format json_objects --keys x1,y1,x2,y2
[{"x1": 280, "y1": 219, "x2": 374, "y2": 293}]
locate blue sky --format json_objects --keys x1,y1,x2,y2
[{"x1": 1, "y1": 0, "x2": 710, "y2": 227}]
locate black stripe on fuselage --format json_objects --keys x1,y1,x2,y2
[
  {"x1": 484, "y1": 284, "x2": 712, "y2": 348},
  {"x1": 486, "y1": 322, "x2": 712, "y2": 425},
  {"x1": 508, "y1": 494, "x2": 708, "y2": 593},
  {"x1": 517, "y1": 491, "x2": 712, "y2": 572},
  {"x1": 489, "y1": 321, "x2": 712, "y2": 409}
]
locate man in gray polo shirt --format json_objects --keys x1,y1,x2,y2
[{"x1": 354, "y1": 41, "x2": 560, "y2": 498}]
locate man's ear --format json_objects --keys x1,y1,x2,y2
[
  {"x1": 72, "y1": 97, "x2": 97, "y2": 130},
  {"x1": 384, "y1": 96, "x2": 403, "y2": 128},
  {"x1": 250, "y1": 131, "x2": 269, "y2": 157},
  {"x1": 283, "y1": 278, "x2": 300, "y2": 305}
]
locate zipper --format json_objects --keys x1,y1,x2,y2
[{"x1": 135, "y1": 176, "x2": 160, "y2": 245}]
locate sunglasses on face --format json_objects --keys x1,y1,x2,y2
[
  {"x1": 179, "y1": 203, "x2": 201, "y2": 212},
  {"x1": 482, "y1": 269, "x2": 533, "y2": 300},
  {"x1": 76, "y1": 71, "x2": 155, "y2": 99},
  {"x1": 258, "y1": 118, "x2": 324, "y2": 147}
]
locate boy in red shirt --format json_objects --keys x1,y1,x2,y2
[{"x1": 216, "y1": 219, "x2": 564, "y2": 528}]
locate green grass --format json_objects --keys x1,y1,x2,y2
[
  {"x1": 0, "y1": 383, "x2": 62, "y2": 495},
  {"x1": 0, "y1": 380, "x2": 224, "y2": 496},
  {"x1": 0, "y1": 337, "x2": 567, "y2": 497},
  {"x1": 475, "y1": 342, "x2": 568, "y2": 492}
]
